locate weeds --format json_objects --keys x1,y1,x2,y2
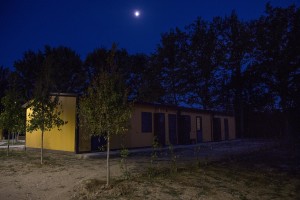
[
  {"x1": 150, "y1": 137, "x2": 160, "y2": 166},
  {"x1": 2, "y1": 141, "x2": 299, "y2": 200},
  {"x1": 119, "y1": 146, "x2": 130, "y2": 180},
  {"x1": 147, "y1": 137, "x2": 161, "y2": 178},
  {"x1": 194, "y1": 145, "x2": 201, "y2": 168},
  {"x1": 168, "y1": 144, "x2": 177, "y2": 173}
]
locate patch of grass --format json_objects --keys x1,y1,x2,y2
[
  {"x1": 0, "y1": 141, "x2": 25, "y2": 146},
  {"x1": 0, "y1": 149, "x2": 70, "y2": 171},
  {"x1": 145, "y1": 166, "x2": 175, "y2": 179},
  {"x1": 142, "y1": 188, "x2": 151, "y2": 197},
  {"x1": 2, "y1": 142, "x2": 299, "y2": 200},
  {"x1": 163, "y1": 186, "x2": 181, "y2": 198},
  {"x1": 83, "y1": 178, "x2": 106, "y2": 193}
]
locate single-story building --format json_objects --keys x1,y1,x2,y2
[{"x1": 25, "y1": 94, "x2": 236, "y2": 153}]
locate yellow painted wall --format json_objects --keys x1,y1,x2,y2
[
  {"x1": 26, "y1": 96, "x2": 77, "y2": 152},
  {"x1": 32, "y1": 98, "x2": 236, "y2": 152},
  {"x1": 111, "y1": 104, "x2": 155, "y2": 149}
]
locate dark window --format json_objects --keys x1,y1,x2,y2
[
  {"x1": 178, "y1": 115, "x2": 191, "y2": 144},
  {"x1": 213, "y1": 118, "x2": 222, "y2": 141},
  {"x1": 141, "y1": 112, "x2": 152, "y2": 132},
  {"x1": 154, "y1": 113, "x2": 165, "y2": 146},
  {"x1": 168, "y1": 114, "x2": 177, "y2": 145}
]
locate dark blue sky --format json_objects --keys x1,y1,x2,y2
[{"x1": 1, "y1": 0, "x2": 299, "y2": 69}]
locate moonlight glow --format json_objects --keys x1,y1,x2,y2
[{"x1": 134, "y1": 10, "x2": 140, "y2": 17}]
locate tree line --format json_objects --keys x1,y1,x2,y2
[{"x1": 0, "y1": 3, "x2": 299, "y2": 138}]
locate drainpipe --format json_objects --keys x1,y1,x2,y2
[
  {"x1": 176, "y1": 109, "x2": 181, "y2": 145},
  {"x1": 210, "y1": 113, "x2": 214, "y2": 142}
]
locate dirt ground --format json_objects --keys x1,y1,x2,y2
[{"x1": 0, "y1": 139, "x2": 299, "y2": 200}]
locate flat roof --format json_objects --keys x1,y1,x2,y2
[{"x1": 134, "y1": 102, "x2": 234, "y2": 116}]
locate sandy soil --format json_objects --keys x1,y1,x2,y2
[
  {"x1": 0, "y1": 151, "x2": 123, "y2": 200},
  {"x1": 0, "y1": 139, "x2": 299, "y2": 200}
]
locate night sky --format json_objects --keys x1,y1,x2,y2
[{"x1": 1, "y1": 0, "x2": 299, "y2": 69}]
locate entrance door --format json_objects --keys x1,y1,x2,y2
[
  {"x1": 224, "y1": 118, "x2": 229, "y2": 140},
  {"x1": 91, "y1": 135, "x2": 106, "y2": 151},
  {"x1": 213, "y1": 118, "x2": 222, "y2": 141},
  {"x1": 168, "y1": 114, "x2": 177, "y2": 145},
  {"x1": 196, "y1": 116, "x2": 203, "y2": 143},
  {"x1": 154, "y1": 113, "x2": 166, "y2": 146},
  {"x1": 178, "y1": 115, "x2": 191, "y2": 144}
]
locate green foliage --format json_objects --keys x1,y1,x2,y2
[
  {"x1": 79, "y1": 72, "x2": 132, "y2": 137},
  {"x1": 150, "y1": 136, "x2": 160, "y2": 166},
  {"x1": 26, "y1": 48, "x2": 67, "y2": 134},
  {"x1": 0, "y1": 89, "x2": 25, "y2": 134},
  {"x1": 147, "y1": 136, "x2": 162, "y2": 178},
  {"x1": 0, "y1": 85, "x2": 25, "y2": 156},
  {"x1": 26, "y1": 96, "x2": 66, "y2": 133},
  {"x1": 79, "y1": 44, "x2": 132, "y2": 186},
  {"x1": 119, "y1": 146, "x2": 130, "y2": 180},
  {"x1": 26, "y1": 94, "x2": 67, "y2": 165},
  {"x1": 25, "y1": 58, "x2": 67, "y2": 164},
  {"x1": 168, "y1": 144, "x2": 177, "y2": 173},
  {"x1": 79, "y1": 44, "x2": 132, "y2": 138}
]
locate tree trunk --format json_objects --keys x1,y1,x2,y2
[
  {"x1": 106, "y1": 133, "x2": 110, "y2": 186},
  {"x1": 41, "y1": 131, "x2": 44, "y2": 164}
]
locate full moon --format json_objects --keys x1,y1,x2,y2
[{"x1": 134, "y1": 10, "x2": 140, "y2": 17}]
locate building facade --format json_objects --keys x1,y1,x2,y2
[{"x1": 25, "y1": 94, "x2": 236, "y2": 153}]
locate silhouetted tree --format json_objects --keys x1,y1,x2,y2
[
  {"x1": 185, "y1": 17, "x2": 224, "y2": 109},
  {"x1": 134, "y1": 54, "x2": 165, "y2": 103},
  {"x1": 216, "y1": 11, "x2": 253, "y2": 137},
  {"x1": 43, "y1": 46, "x2": 85, "y2": 93},
  {"x1": 79, "y1": 44, "x2": 132, "y2": 186},
  {"x1": 0, "y1": 76, "x2": 25, "y2": 156},
  {"x1": 0, "y1": 66, "x2": 10, "y2": 109},
  {"x1": 14, "y1": 50, "x2": 44, "y2": 99},
  {"x1": 26, "y1": 62, "x2": 66, "y2": 164},
  {"x1": 154, "y1": 28, "x2": 189, "y2": 105},
  {"x1": 251, "y1": 4, "x2": 300, "y2": 137},
  {"x1": 84, "y1": 48, "x2": 110, "y2": 84},
  {"x1": 14, "y1": 46, "x2": 84, "y2": 100}
]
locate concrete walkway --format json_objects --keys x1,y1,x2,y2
[
  {"x1": 0, "y1": 140, "x2": 25, "y2": 149},
  {"x1": 0, "y1": 145, "x2": 25, "y2": 149},
  {"x1": 76, "y1": 139, "x2": 276, "y2": 160}
]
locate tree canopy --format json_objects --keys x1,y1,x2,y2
[
  {"x1": 79, "y1": 44, "x2": 132, "y2": 185},
  {"x1": 26, "y1": 61, "x2": 67, "y2": 164},
  {"x1": 1, "y1": 3, "x2": 298, "y2": 139},
  {"x1": 0, "y1": 83, "x2": 25, "y2": 155}
]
